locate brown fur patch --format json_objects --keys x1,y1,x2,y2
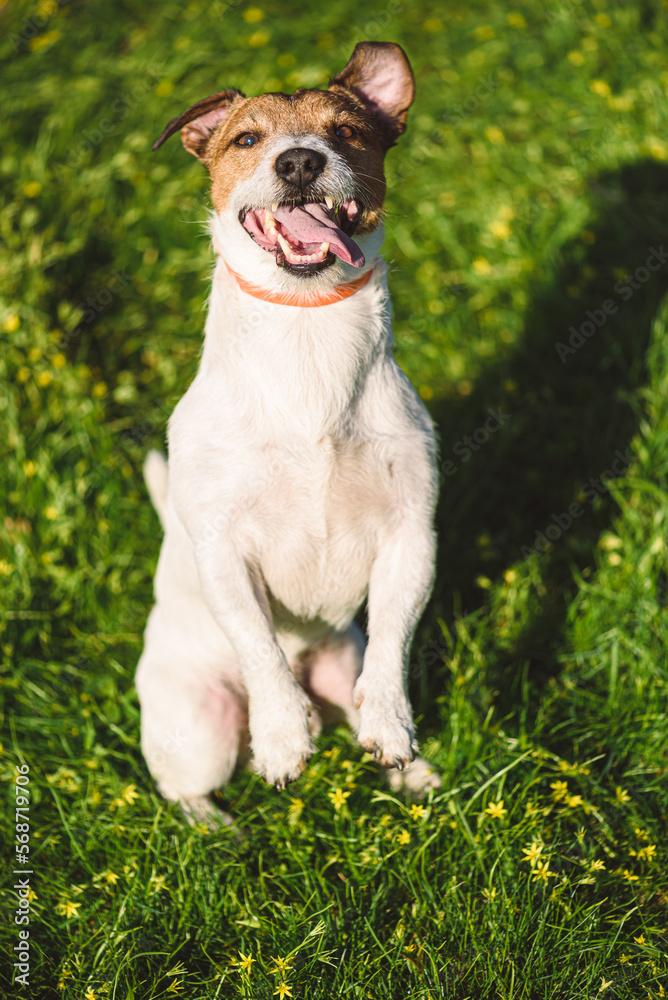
[{"x1": 204, "y1": 89, "x2": 388, "y2": 231}]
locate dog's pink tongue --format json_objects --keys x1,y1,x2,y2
[{"x1": 273, "y1": 203, "x2": 365, "y2": 267}]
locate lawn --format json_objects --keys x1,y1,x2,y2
[{"x1": 1, "y1": 0, "x2": 668, "y2": 996}]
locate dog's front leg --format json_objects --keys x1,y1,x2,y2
[
  {"x1": 196, "y1": 542, "x2": 315, "y2": 788},
  {"x1": 354, "y1": 516, "x2": 436, "y2": 769}
]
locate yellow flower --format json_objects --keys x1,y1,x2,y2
[
  {"x1": 121, "y1": 784, "x2": 139, "y2": 805},
  {"x1": 507, "y1": 12, "x2": 526, "y2": 28},
  {"x1": 269, "y1": 956, "x2": 294, "y2": 976},
  {"x1": 615, "y1": 786, "x2": 630, "y2": 804},
  {"x1": 155, "y1": 80, "x2": 175, "y2": 97},
  {"x1": 85, "y1": 989, "x2": 97, "y2": 1000},
  {"x1": 396, "y1": 829, "x2": 410, "y2": 845},
  {"x1": 485, "y1": 126, "x2": 505, "y2": 144},
  {"x1": 550, "y1": 780, "x2": 568, "y2": 801},
  {"x1": 472, "y1": 258, "x2": 491, "y2": 275},
  {"x1": 149, "y1": 874, "x2": 167, "y2": 894},
  {"x1": 590, "y1": 859, "x2": 606, "y2": 872},
  {"x1": 481, "y1": 886, "x2": 498, "y2": 902},
  {"x1": 408, "y1": 803, "x2": 427, "y2": 820},
  {"x1": 633, "y1": 934, "x2": 646, "y2": 945},
  {"x1": 599, "y1": 532, "x2": 623, "y2": 551},
  {"x1": 238, "y1": 952, "x2": 255, "y2": 974},
  {"x1": 484, "y1": 799, "x2": 507, "y2": 820},
  {"x1": 274, "y1": 984, "x2": 292, "y2": 999},
  {"x1": 564, "y1": 794, "x2": 584, "y2": 809},
  {"x1": 636, "y1": 844, "x2": 656, "y2": 862},
  {"x1": 607, "y1": 94, "x2": 635, "y2": 112},
  {"x1": 248, "y1": 30, "x2": 270, "y2": 48},
  {"x1": 24, "y1": 181, "x2": 42, "y2": 198},
  {"x1": 590, "y1": 79, "x2": 611, "y2": 97},
  {"x1": 92, "y1": 381, "x2": 108, "y2": 399},
  {"x1": 328, "y1": 787, "x2": 350, "y2": 811},
  {"x1": 36, "y1": 371, "x2": 53, "y2": 387},
  {"x1": 490, "y1": 219, "x2": 511, "y2": 239},
  {"x1": 422, "y1": 17, "x2": 442, "y2": 33},
  {"x1": 621, "y1": 869, "x2": 640, "y2": 882},
  {"x1": 243, "y1": 7, "x2": 264, "y2": 21},
  {"x1": 56, "y1": 899, "x2": 81, "y2": 919},
  {"x1": 3, "y1": 314, "x2": 20, "y2": 333},
  {"x1": 531, "y1": 860, "x2": 555, "y2": 882},
  {"x1": 598, "y1": 977, "x2": 613, "y2": 992},
  {"x1": 474, "y1": 25, "x2": 495, "y2": 41},
  {"x1": 568, "y1": 51, "x2": 586, "y2": 66},
  {"x1": 522, "y1": 841, "x2": 543, "y2": 867},
  {"x1": 29, "y1": 30, "x2": 60, "y2": 52},
  {"x1": 288, "y1": 797, "x2": 304, "y2": 822}
]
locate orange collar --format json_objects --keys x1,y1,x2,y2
[{"x1": 224, "y1": 261, "x2": 375, "y2": 307}]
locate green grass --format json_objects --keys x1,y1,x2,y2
[{"x1": 2, "y1": 0, "x2": 668, "y2": 996}]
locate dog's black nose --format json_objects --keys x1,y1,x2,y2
[{"x1": 274, "y1": 147, "x2": 326, "y2": 188}]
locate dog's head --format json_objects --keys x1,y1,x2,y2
[{"x1": 153, "y1": 42, "x2": 414, "y2": 288}]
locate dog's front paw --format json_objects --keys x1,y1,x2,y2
[
  {"x1": 354, "y1": 682, "x2": 417, "y2": 770},
  {"x1": 250, "y1": 686, "x2": 315, "y2": 789}
]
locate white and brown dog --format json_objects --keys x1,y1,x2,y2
[{"x1": 137, "y1": 41, "x2": 439, "y2": 822}]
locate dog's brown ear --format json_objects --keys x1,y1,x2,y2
[
  {"x1": 330, "y1": 42, "x2": 414, "y2": 140},
  {"x1": 152, "y1": 89, "x2": 245, "y2": 163}
]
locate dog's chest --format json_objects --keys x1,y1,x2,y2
[{"x1": 255, "y1": 436, "x2": 395, "y2": 627}]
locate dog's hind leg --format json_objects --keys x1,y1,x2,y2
[
  {"x1": 301, "y1": 623, "x2": 365, "y2": 728},
  {"x1": 302, "y1": 624, "x2": 440, "y2": 795},
  {"x1": 136, "y1": 616, "x2": 246, "y2": 825}
]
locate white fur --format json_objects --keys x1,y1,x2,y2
[{"x1": 136, "y1": 131, "x2": 439, "y2": 816}]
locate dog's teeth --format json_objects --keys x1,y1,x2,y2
[
  {"x1": 320, "y1": 242, "x2": 329, "y2": 255},
  {"x1": 271, "y1": 202, "x2": 279, "y2": 211},
  {"x1": 324, "y1": 196, "x2": 334, "y2": 210}
]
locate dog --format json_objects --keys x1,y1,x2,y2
[{"x1": 136, "y1": 41, "x2": 439, "y2": 823}]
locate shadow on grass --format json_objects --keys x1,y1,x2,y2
[{"x1": 414, "y1": 159, "x2": 668, "y2": 725}]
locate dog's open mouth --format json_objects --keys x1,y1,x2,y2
[{"x1": 240, "y1": 199, "x2": 365, "y2": 273}]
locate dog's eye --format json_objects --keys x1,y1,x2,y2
[
  {"x1": 335, "y1": 124, "x2": 356, "y2": 139},
  {"x1": 234, "y1": 133, "x2": 259, "y2": 147}
]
